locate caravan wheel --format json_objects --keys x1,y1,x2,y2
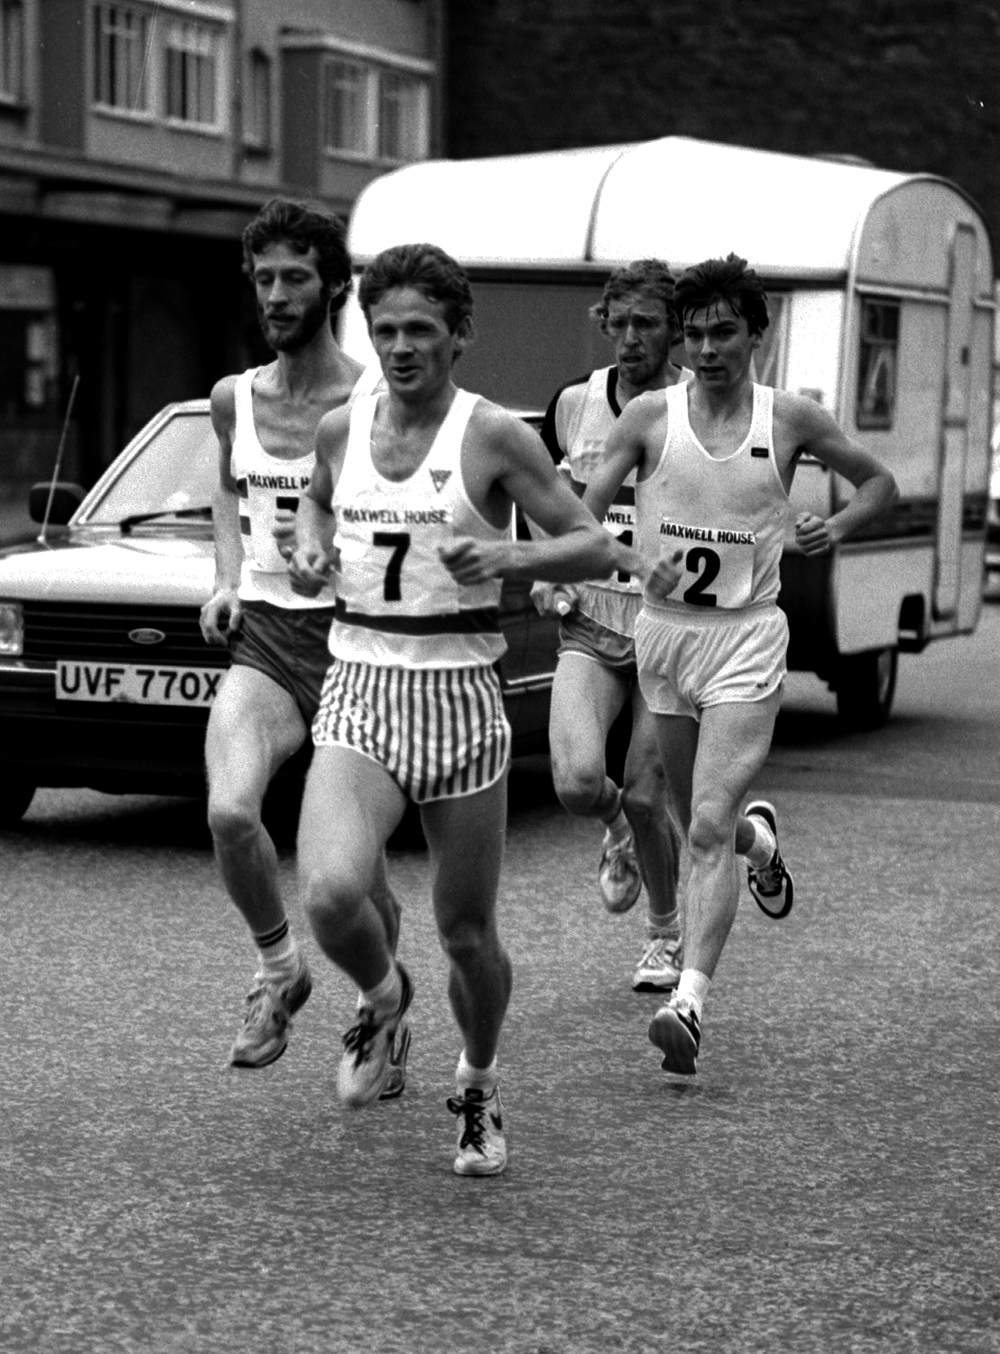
[{"x1": 834, "y1": 647, "x2": 898, "y2": 731}]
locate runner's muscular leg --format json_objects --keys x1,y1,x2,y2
[
  {"x1": 205, "y1": 664, "x2": 306, "y2": 933},
  {"x1": 622, "y1": 691, "x2": 681, "y2": 918},
  {"x1": 421, "y1": 776, "x2": 512, "y2": 1070},
  {"x1": 682, "y1": 692, "x2": 782, "y2": 977},
  {"x1": 298, "y1": 744, "x2": 408, "y2": 992},
  {"x1": 549, "y1": 653, "x2": 629, "y2": 819}
]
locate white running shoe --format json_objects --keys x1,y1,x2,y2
[
  {"x1": 598, "y1": 827, "x2": 642, "y2": 913},
  {"x1": 447, "y1": 1085, "x2": 507, "y2": 1176},
  {"x1": 229, "y1": 951, "x2": 312, "y2": 1069},
  {"x1": 631, "y1": 934, "x2": 682, "y2": 992},
  {"x1": 744, "y1": 800, "x2": 794, "y2": 919},
  {"x1": 648, "y1": 995, "x2": 701, "y2": 1076},
  {"x1": 337, "y1": 963, "x2": 413, "y2": 1108}
]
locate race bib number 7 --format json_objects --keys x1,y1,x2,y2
[{"x1": 659, "y1": 520, "x2": 756, "y2": 608}]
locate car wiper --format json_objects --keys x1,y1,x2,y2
[{"x1": 117, "y1": 506, "x2": 213, "y2": 534}]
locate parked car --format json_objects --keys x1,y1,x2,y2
[{"x1": 0, "y1": 400, "x2": 560, "y2": 826}]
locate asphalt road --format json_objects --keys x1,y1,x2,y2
[{"x1": 4, "y1": 603, "x2": 1000, "y2": 1354}]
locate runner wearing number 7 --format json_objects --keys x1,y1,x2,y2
[
  {"x1": 583, "y1": 253, "x2": 897, "y2": 1076},
  {"x1": 290, "y1": 242, "x2": 616, "y2": 1175}
]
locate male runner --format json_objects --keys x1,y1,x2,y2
[
  {"x1": 289, "y1": 243, "x2": 616, "y2": 1175},
  {"x1": 584, "y1": 253, "x2": 897, "y2": 1075},
  {"x1": 534, "y1": 260, "x2": 687, "y2": 992},
  {"x1": 200, "y1": 197, "x2": 404, "y2": 1087}
]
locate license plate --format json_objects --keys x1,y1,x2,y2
[{"x1": 56, "y1": 661, "x2": 224, "y2": 707}]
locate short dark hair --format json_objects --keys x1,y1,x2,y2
[
  {"x1": 358, "y1": 243, "x2": 474, "y2": 333},
  {"x1": 242, "y1": 197, "x2": 353, "y2": 314},
  {"x1": 674, "y1": 253, "x2": 769, "y2": 337},
  {"x1": 589, "y1": 259, "x2": 677, "y2": 329}
]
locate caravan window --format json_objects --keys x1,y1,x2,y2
[{"x1": 857, "y1": 300, "x2": 899, "y2": 429}]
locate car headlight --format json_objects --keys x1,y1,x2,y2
[{"x1": 0, "y1": 602, "x2": 24, "y2": 655}]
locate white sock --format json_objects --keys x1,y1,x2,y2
[
  {"x1": 600, "y1": 791, "x2": 629, "y2": 840},
  {"x1": 361, "y1": 963, "x2": 402, "y2": 1016},
  {"x1": 457, "y1": 1050, "x2": 498, "y2": 1094},
  {"x1": 253, "y1": 919, "x2": 298, "y2": 977},
  {"x1": 745, "y1": 815, "x2": 776, "y2": 868},
  {"x1": 676, "y1": 968, "x2": 710, "y2": 1019}
]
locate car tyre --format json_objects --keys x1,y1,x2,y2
[{"x1": 834, "y1": 647, "x2": 898, "y2": 731}]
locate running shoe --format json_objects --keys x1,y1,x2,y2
[
  {"x1": 648, "y1": 995, "x2": 701, "y2": 1075},
  {"x1": 337, "y1": 962, "x2": 414, "y2": 1108},
  {"x1": 632, "y1": 933, "x2": 682, "y2": 992},
  {"x1": 447, "y1": 1085, "x2": 507, "y2": 1177},
  {"x1": 744, "y1": 800, "x2": 794, "y2": 919},
  {"x1": 379, "y1": 1018, "x2": 412, "y2": 1101},
  {"x1": 598, "y1": 827, "x2": 642, "y2": 913},
  {"x1": 228, "y1": 950, "x2": 313, "y2": 1069}
]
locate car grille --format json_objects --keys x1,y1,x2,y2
[{"x1": 22, "y1": 602, "x2": 226, "y2": 666}]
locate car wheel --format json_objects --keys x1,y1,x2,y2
[
  {"x1": 834, "y1": 647, "x2": 898, "y2": 731},
  {"x1": 0, "y1": 781, "x2": 36, "y2": 826}
]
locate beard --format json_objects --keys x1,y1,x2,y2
[{"x1": 259, "y1": 292, "x2": 331, "y2": 353}]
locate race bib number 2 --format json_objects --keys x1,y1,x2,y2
[{"x1": 659, "y1": 520, "x2": 756, "y2": 608}]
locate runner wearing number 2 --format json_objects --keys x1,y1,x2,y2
[
  {"x1": 290, "y1": 242, "x2": 615, "y2": 1175},
  {"x1": 584, "y1": 253, "x2": 897, "y2": 1076}
]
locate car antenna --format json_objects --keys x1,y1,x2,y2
[{"x1": 37, "y1": 372, "x2": 81, "y2": 546}]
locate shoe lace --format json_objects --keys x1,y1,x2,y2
[
  {"x1": 751, "y1": 851, "x2": 786, "y2": 895},
  {"x1": 447, "y1": 1092, "x2": 491, "y2": 1155},
  {"x1": 342, "y1": 1010, "x2": 381, "y2": 1065},
  {"x1": 240, "y1": 983, "x2": 281, "y2": 1034},
  {"x1": 639, "y1": 935, "x2": 678, "y2": 967},
  {"x1": 602, "y1": 835, "x2": 637, "y2": 875}
]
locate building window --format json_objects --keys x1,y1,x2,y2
[
  {"x1": 244, "y1": 47, "x2": 270, "y2": 150},
  {"x1": 93, "y1": 3, "x2": 151, "y2": 112},
  {"x1": 323, "y1": 58, "x2": 369, "y2": 156},
  {"x1": 378, "y1": 69, "x2": 427, "y2": 162},
  {"x1": 0, "y1": 0, "x2": 24, "y2": 101},
  {"x1": 164, "y1": 19, "x2": 220, "y2": 127},
  {"x1": 322, "y1": 57, "x2": 428, "y2": 163},
  {"x1": 857, "y1": 299, "x2": 899, "y2": 430}
]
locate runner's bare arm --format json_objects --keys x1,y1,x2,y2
[
  {"x1": 783, "y1": 394, "x2": 898, "y2": 556},
  {"x1": 441, "y1": 409, "x2": 616, "y2": 586},
  {"x1": 288, "y1": 406, "x2": 348, "y2": 596},
  {"x1": 200, "y1": 377, "x2": 244, "y2": 644},
  {"x1": 581, "y1": 396, "x2": 654, "y2": 579}
]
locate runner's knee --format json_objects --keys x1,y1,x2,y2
[
  {"x1": 207, "y1": 787, "x2": 263, "y2": 850},
  {"x1": 551, "y1": 752, "x2": 610, "y2": 816}
]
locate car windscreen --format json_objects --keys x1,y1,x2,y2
[{"x1": 81, "y1": 410, "x2": 218, "y2": 525}]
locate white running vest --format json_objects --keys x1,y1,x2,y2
[
  {"x1": 231, "y1": 363, "x2": 382, "y2": 608},
  {"x1": 636, "y1": 383, "x2": 789, "y2": 612},
  {"x1": 328, "y1": 389, "x2": 510, "y2": 669},
  {"x1": 557, "y1": 368, "x2": 641, "y2": 615}
]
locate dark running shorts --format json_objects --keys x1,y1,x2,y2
[{"x1": 228, "y1": 599, "x2": 336, "y2": 724}]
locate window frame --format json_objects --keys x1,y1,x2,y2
[
  {"x1": 320, "y1": 51, "x2": 430, "y2": 166},
  {"x1": 92, "y1": 1, "x2": 154, "y2": 119},
  {"x1": 0, "y1": 0, "x2": 25, "y2": 105},
  {"x1": 856, "y1": 297, "x2": 900, "y2": 431},
  {"x1": 162, "y1": 16, "x2": 224, "y2": 131}
]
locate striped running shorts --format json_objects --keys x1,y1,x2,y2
[{"x1": 312, "y1": 658, "x2": 512, "y2": 804}]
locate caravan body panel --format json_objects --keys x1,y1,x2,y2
[{"x1": 345, "y1": 136, "x2": 996, "y2": 715}]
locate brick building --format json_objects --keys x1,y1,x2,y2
[{"x1": 444, "y1": 0, "x2": 1000, "y2": 265}]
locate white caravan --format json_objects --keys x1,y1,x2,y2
[{"x1": 342, "y1": 136, "x2": 996, "y2": 727}]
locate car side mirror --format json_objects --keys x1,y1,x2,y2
[{"x1": 29, "y1": 481, "x2": 86, "y2": 526}]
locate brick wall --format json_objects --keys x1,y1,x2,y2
[{"x1": 445, "y1": 0, "x2": 1000, "y2": 267}]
